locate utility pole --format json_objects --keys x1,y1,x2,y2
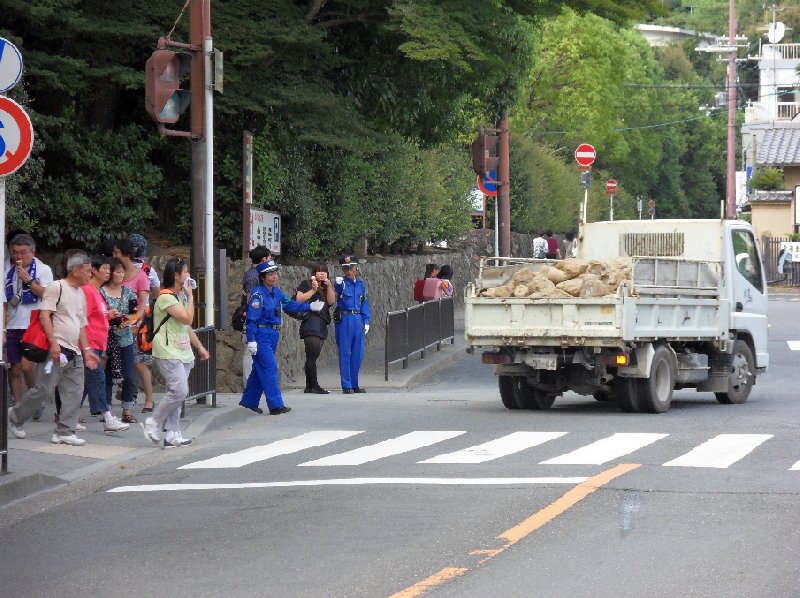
[
  {"x1": 725, "y1": 0, "x2": 736, "y2": 219},
  {"x1": 497, "y1": 114, "x2": 511, "y2": 257}
]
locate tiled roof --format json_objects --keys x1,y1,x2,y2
[
  {"x1": 756, "y1": 128, "x2": 800, "y2": 166},
  {"x1": 747, "y1": 190, "x2": 793, "y2": 203}
]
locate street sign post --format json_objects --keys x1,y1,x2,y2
[
  {"x1": 575, "y1": 143, "x2": 596, "y2": 167},
  {"x1": 0, "y1": 96, "x2": 34, "y2": 177},
  {"x1": 0, "y1": 38, "x2": 23, "y2": 92}
]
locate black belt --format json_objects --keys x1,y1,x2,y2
[
  {"x1": 257, "y1": 324, "x2": 281, "y2": 330},
  {"x1": 339, "y1": 310, "x2": 360, "y2": 315}
]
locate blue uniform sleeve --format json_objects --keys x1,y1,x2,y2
[
  {"x1": 245, "y1": 290, "x2": 262, "y2": 342},
  {"x1": 360, "y1": 282, "x2": 371, "y2": 326},
  {"x1": 281, "y1": 296, "x2": 311, "y2": 313}
]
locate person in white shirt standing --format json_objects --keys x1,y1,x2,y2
[{"x1": 3, "y1": 234, "x2": 53, "y2": 406}]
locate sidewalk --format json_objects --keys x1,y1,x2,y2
[{"x1": 0, "y1": 310, "x2": 467, "y2": 508}]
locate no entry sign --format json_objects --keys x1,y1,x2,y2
[
  {"x1": 606, "y1": 179, "x2": 617, "y2": 193},
  {"x1": 0, "y1": 96, "x2": 34, "y2": 176},
  {"x1": 575, "y1": 144, "x2": 595, "y2": 167}
]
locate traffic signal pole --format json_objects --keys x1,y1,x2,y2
[{"x1": 497, "y1": 115, "x2": 510, "y2": 257}]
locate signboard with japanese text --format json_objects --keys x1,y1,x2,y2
[{"x1": 249, "y1": 208, "x2": 281, "y2": 255}]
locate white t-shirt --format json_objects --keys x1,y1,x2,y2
[
  {"x1": 4, "y1": 258, "x2": 54, "y2": 329},
  {"x1": 39, "y1": 280, "x2": 88, "y2": 352}
]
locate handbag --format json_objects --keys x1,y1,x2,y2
[{"x1": 20, "y1": 281, "x2": 63, "y2": 363}]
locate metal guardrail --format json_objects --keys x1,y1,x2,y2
[
  {"x1": 384, "y1": 297, "x2": 455, "y2": 381},
  {"x1": 187, "y1": 326, "x2": 217, "y2": 407}
]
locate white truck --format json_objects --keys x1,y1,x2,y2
[{"x1": 464, "y1": 219, "x2": 769, "y2": 413}]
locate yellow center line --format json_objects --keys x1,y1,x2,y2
[{"x1": 388, "y1": 463, "x2": 641, "y2": 598}]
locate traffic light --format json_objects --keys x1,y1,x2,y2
[
  {"x1": 145, "y1": 50, "x2": 191, "y2": 123},
  {"x1": 471, "y1": 134, "x2": 499, "y2": 177}
]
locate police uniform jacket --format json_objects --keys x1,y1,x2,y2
[{"x1": 246, "y1": 284, "x2": 311, "y2": 342}]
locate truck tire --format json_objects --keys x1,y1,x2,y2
[
  {"x1": 498, "y1": 376, "x2": 522, "y2": 409},
  {"x1": 593, "y1": 389, "x2": 613, "y2": 402},
  {"x1": 715, "y1": 340, "x2": 754, "y2": 405},
  {"x1": 636, "y1": 345, "x2": 675, "y2": 413},
  {"x1": 498, "y1": 376, "x2": 555, "y2": 410}
]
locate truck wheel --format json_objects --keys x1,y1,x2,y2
[
  {"x1": 715, "y1": 340, "x2": 754, "y2": 405},
  {"x1": 498, "y1": 376, "x2": 522, "y2": 409},
  {"x1": 593, "y1": 389, "x2": 613, "y2": 402},
  {"x1": 614, "y1": 378, "x2": 640, "y2": 413},
  {"x1": 637, "y1": 345, "x2": 675, "y2": 413}
]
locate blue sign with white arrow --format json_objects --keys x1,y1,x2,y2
[{"x1": 0, "y1": 38, "x2": 23, "y2": 93}]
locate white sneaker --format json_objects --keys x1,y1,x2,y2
[
  {"x1": 163, "y1": 430, "x2": 192, "y2": 448},
  {"x1": 75, "y1": 422, "x2": 87, "y2": 432},
  {"x1": 8, "y1": 407, "x2": 25, "y2": 439},
  {"x1": 51, "y1": 433, "x2": 86, "y2": 446},
  {"x1": 104, "y1": 417, "x2": 129, "y2": 432},
  {"x1": 140, "y1": 417, "x2": 160, "y2": 444}
]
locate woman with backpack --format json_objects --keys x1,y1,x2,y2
[{"x1": 141, "y1": 258, "x2": 209, "y2": 448}]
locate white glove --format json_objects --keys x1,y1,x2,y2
[
  {"x1": 309, "y1": 300, "x2": 325, "y2": 312},
  {"x1": 247, "y1": 341, "x2": 258, "y2": 356},
  {"x1": 364, "y1": 324, "x2": 370, "y2": 336},
  {"x1": 335, "y1": 276, "x2": 343, "y2": 285},
  {"x1": 184, "y1": 277, "x2": 197, "y2": 290}
]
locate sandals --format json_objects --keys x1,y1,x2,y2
[
  {"x1": 141, "y1": 406, "x2": 154, "y2": 413},
  {"x1": 121, "y1": 410, "x2": 139, "y2": 424}
]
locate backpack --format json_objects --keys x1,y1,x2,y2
[
  {"x1": 136, "y1": 289, "x2": 176, "y2": 353},
  {"x1": 231, "y1": 293, "x2": 247, "y2": 332}
]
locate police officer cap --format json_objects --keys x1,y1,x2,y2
[
  {"x1": 257, "y1": 259, "x2": 280, "y2": 274},
  {"x1": 339, "y1": 255, "x2": 359, "y2": 268}
]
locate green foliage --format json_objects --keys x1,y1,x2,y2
[{"x1": 748, "y1": 167, "x2": 784, "y2": 191}]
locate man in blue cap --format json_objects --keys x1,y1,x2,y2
[
  {"x1": 333, "y1": 256, "x2": 371, "y2": 394},
  {"x1": 240, "y1": 259, "x2": 324, "y2": 414}
]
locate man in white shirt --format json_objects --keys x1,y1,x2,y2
[{"x1": 3, "y1": 234, "x2": 53, "y2": 406}]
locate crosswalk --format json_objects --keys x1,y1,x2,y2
[{"x1": 176, "y1": 430, "x2": 800, "y2": 472}]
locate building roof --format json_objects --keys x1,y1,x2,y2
[
  {"x1": 747, "y1": 189, "x2": 793, "y2": 204},
  {"x1": 756, "y1": 128, "x2": 800, "y2": 166}
]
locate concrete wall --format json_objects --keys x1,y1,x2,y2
[{"x1": 752, "y1": 203, "x2": 793, "y2": 239}]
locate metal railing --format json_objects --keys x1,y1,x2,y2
[
  {"x1": 762, "y1": 237, "x2": 800, "y2": 286},
  {"x1": 187, "y1": 326, "x2": 218, "y2": 407},
  {"x1": 385, "y1": 297, "x2": 455, "y2": 380}
]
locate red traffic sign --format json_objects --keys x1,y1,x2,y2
[
  {"x1": 575, "y1": 143, "x2": 595, "y2": 166},
  {"x1": 0, "y1": 96, "x2": 33, "y2": 177},
  {"x1": 606, "y1": 179, "x2": 617, "y2": 192},
  {"x1": 647, "y1": 199, "x2": 656, "y2": 209},
  {"x1": 477, "y1": 171, "x2": 498, "y2": 197}
]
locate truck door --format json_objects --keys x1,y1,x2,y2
[{"x1": 730, "y1": 227, "x2": 769, "y2": 367}]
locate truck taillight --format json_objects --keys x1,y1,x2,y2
[
  {"x1": 602, "y1": 353, "x2": 631, "y2": 366},
  {"x1": 616, "y1": 354, "x2": 628, "y2": 366},
  {"x1": 482, "y1": 352, "x2": 509, "y2": 364}
]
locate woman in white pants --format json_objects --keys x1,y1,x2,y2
[{"x1": 141, "y1": 258, "x2": 209, "y2": 447}]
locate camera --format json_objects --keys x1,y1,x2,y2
[
  {"x1": 273, "y1": 306, "x2": 281, "y2": 318},
  {"x1": 128, "y1": 298, "x2": 138, "y2": 313},
  {"x1": 8, "y1": 293, "x2": 21, "y2": 308},
  {"x1": 109, "y1": 316, "x2": 123, "y2": 327}
]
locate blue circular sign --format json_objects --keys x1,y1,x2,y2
[{"x1": 0, "y1": 38, "x2": 23, "y2": 92}]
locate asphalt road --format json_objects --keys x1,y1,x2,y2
[{"x1": 1, "y1": 298, "x2": 799, "y2": 597}]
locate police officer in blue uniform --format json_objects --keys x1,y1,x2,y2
[
  {"x1": 240, "y1": 260, "x2": 324, "y2": 414},
  {"x1": 333, "y1": 256, "x2": 371, "y2": 394}
]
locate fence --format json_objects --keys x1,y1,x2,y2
[
  {"x1": 761, "y1": 237, "x2": 800, "y2": 285},
  {"x1": 384, "y1": 297, "x2": 455, "y2": 380},
  {"x1": 187, "y1": 326, "x2": 218, "y2": 407}
]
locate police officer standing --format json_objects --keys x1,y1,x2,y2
[
  {"x1": 333, "y1": 256, "x2": 372, "y2": 394},
  {"x1": 239, "y1": 260, "x2": 324, "y2": 415}
]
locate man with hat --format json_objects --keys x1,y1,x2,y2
[
  {"x1": 333, "y1": 256, "x2": 372, "y2": 394},
  {"x1": 239, "y1": 259, "x2": 324, "y2": 415}
]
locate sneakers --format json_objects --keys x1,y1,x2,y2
[
  {"x1": 163, "y1": 431, "x2": 192, "y2": 448},
  {"x1": 103, "y1": 415, "x2": 130, "y2": 432},
  {"x1": 8, "y1": 407, "x2": 25, "y2": 439},
  {"x1": 140, "y1": 417, "x2": 160, "y2": 444},
  {"x1": 51, "y1": 433, "x2": 86, "y2": 446},
  {"x1": 75, "y1": 422, "x2": 87, "y2": 432},
  {"x1": 268, "y1": 406, "x2": 292, "y2": 415}
]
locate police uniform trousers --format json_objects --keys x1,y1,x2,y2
[
  {"x1": 241, "y1": 328, "x2": 285, "y2": 411},
  {"x1": 335, "y1": 313, "x2": 364, "y2": 390}
]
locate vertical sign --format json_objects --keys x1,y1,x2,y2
[
  {"x1": 242, "y1": 130, "x2": 253, "y2": 259},
  {"x1": 249, "y1": 208, "x2": 281, "y2": 255}
]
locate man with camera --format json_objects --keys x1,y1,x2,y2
[{"x1": 4, "y1": 234, "x2": 54, "y2": 407}]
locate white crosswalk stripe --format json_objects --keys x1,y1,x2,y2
[
  {"x1": 663, "y1": 434, "x2": 772, "y2": 468},
  {"x1": 298, "y1": 431, "x2": 465, "y2": 466},
  {"x1": 791, "y1": 461, "x2": 800, "y2": 471},
  {"x1": 419, "y1": 432, "x2": 567, "y2": 464},
  {"x1": 540, "y1": 433, "x2": 669, "y2": 465},
  {"x1": 787, "y1": 341, "x2": 800, "y2": 351},
  {"x1": 178, "y1": 430, "x2": 363, "y2": 469}
]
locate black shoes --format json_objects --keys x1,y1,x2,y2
[
  {"x1": 239, "y1": 402, "x2": 263, "y2": 415},
  {"x1": 353, "y1": 388, "x2": 366, "y2": 394},
  {"x1": 304, "y1": 386, "x2": 330, "y2": 395},
  {"x1": 342, "y1": 389, "x2": 354, "y2": 394},
  {"x1": 269, "y1": 406, "x2": 292, "y2": 415}
]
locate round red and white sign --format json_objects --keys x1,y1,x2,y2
[
  {"x1": 0, "y1": 96, "x2": 34, "y2": 177},
  {"x1": 575, "y1": 143, "x2": 595, "y2": 166},
  {"x1": 606, "y1": 179, "x2": 617, "y2": 192}
]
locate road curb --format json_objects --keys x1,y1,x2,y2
[{"x1": 0, "y1": 471, "x2": 66, "y2": 506}]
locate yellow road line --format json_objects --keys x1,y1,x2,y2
[{"x1": 389, "y1": 463, "x2": 641, "y2": 597}]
